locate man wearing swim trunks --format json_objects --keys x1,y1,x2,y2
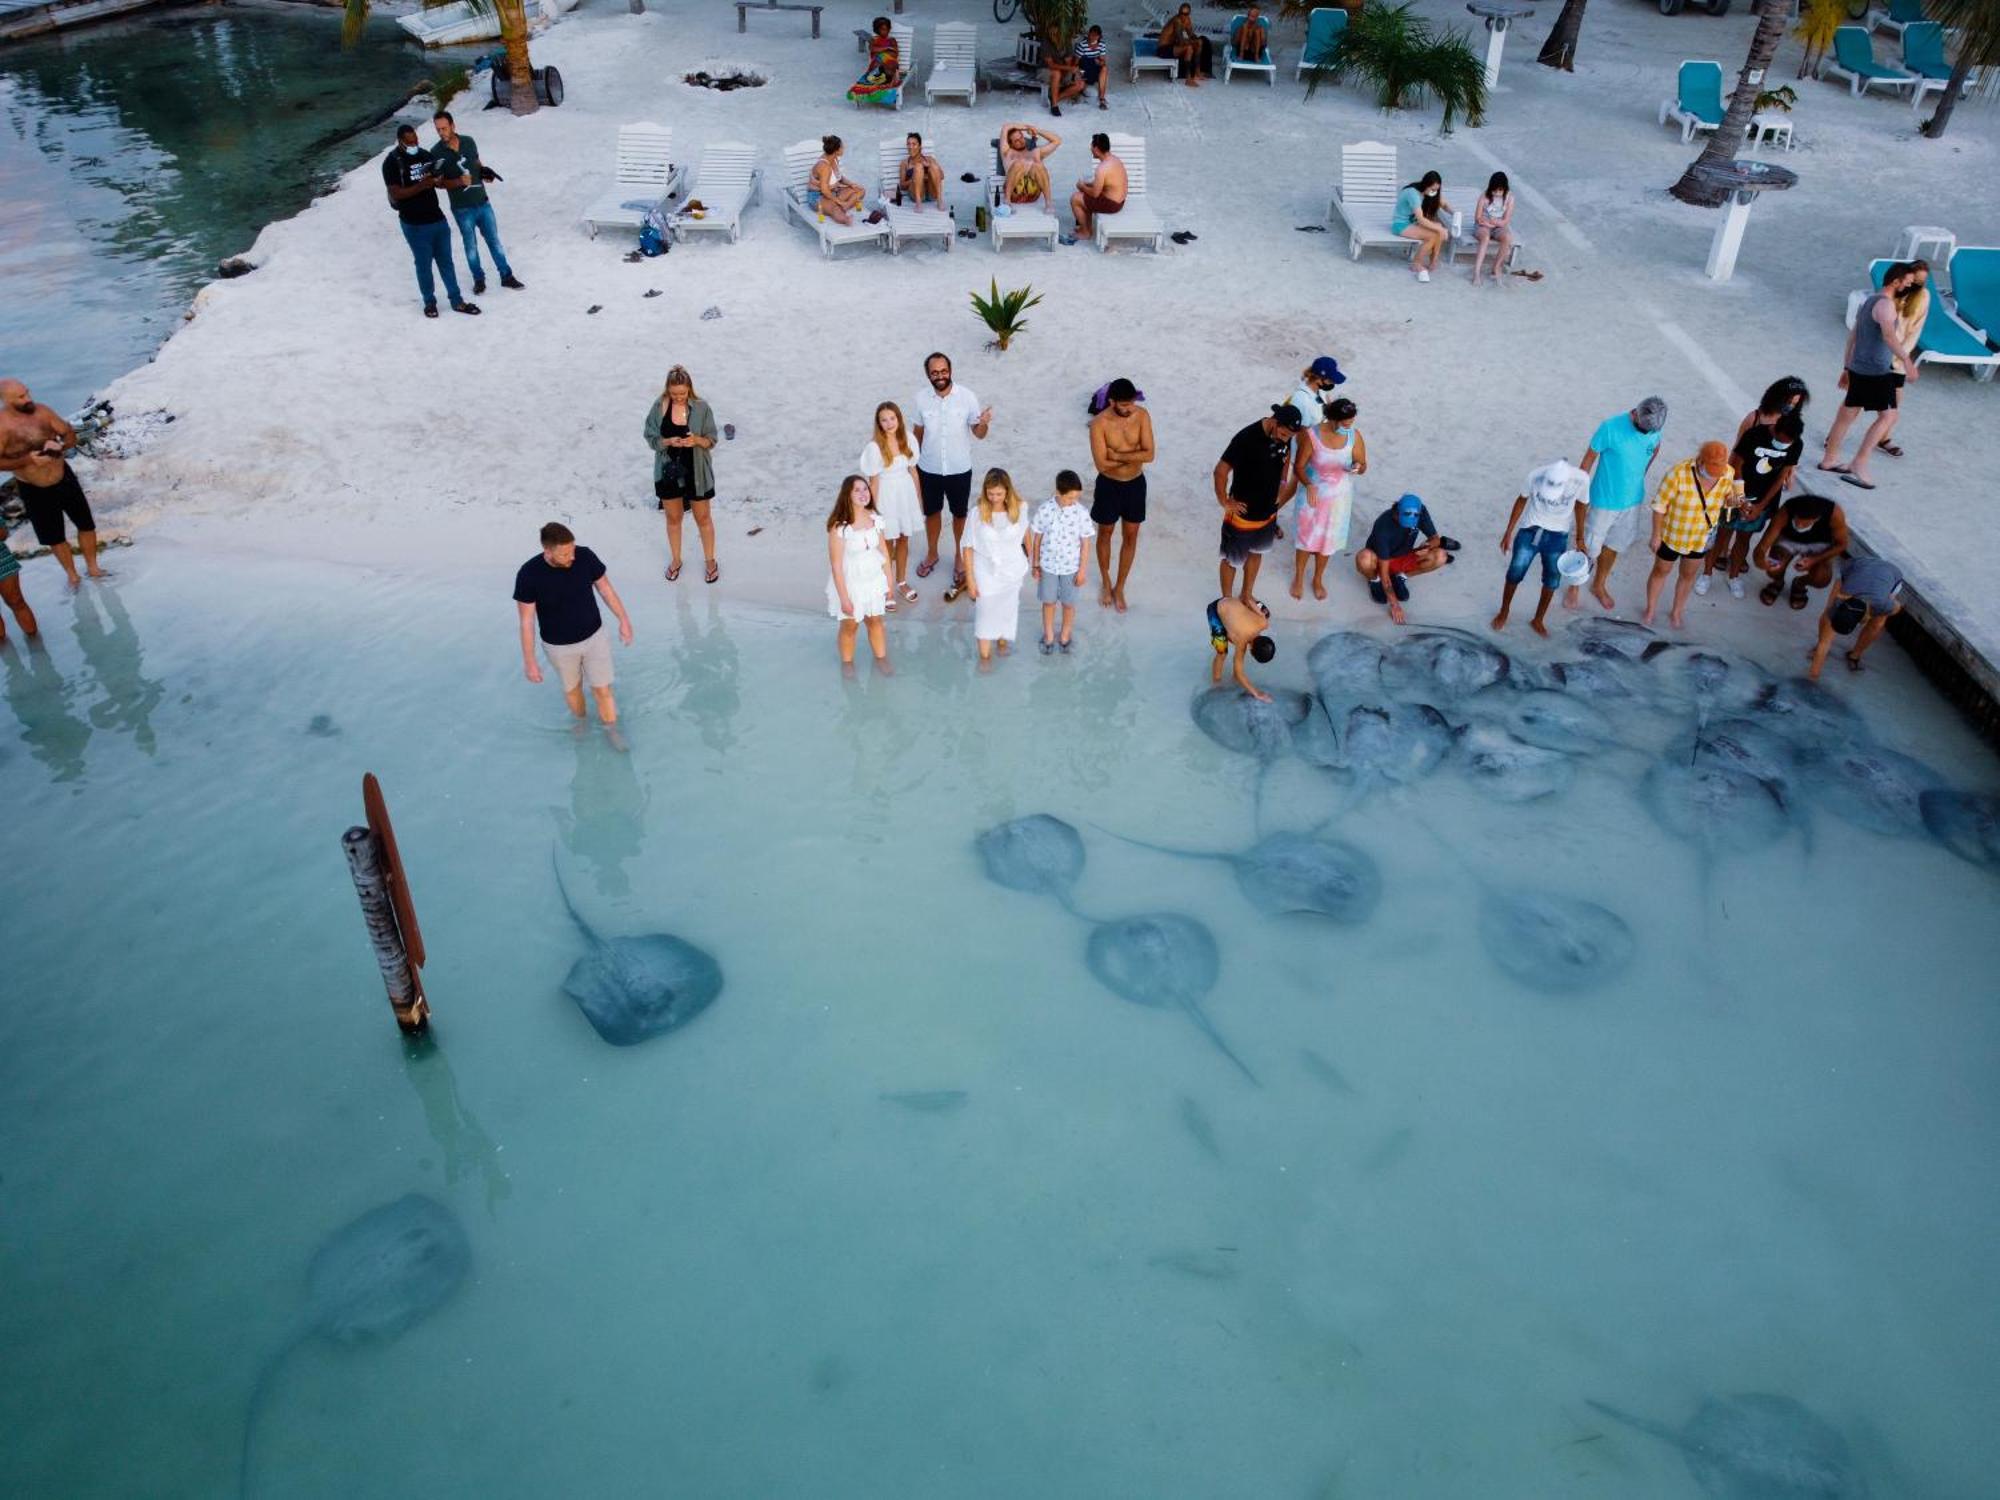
[
  {"x1": 0, "y1": 379, "x2": 106, "y2": 589},
  {"x1": 1070, "y1": 132, "x2": 1127, "y2": 242},
  {"x1": 1089, "y1": 377, "x2": 1154, "y2": 613},
  {"x1": 911, "y1": 352, "x2": 992, "y2": 590},
  {"x1": 1355, "y1": 494, "x2": 1449, "y2": 626},
  {"x1": 0, "y1": 522, "x2": 39, "y2": 644},
  {"x1": 1213, "y1": 404, "x2": 1301, "y2": 610},
  {"x1": 1000, "y1": 123, "x2": 1060, "y2": 207},
  {"x1": 1208, "y1": 595, "x2": 1275, "y2": 702}
]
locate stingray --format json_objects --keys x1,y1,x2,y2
[
  {"x1": 976, "y1": 814, "x2": 1087, "y2": 911},
  {"x1": 1290, "y1": 693, "x2": 1347, "y2": 770},
  {"x1": 1682, "y1": 717, "x2": 1800, "y2": 796},
  {"x1": 1586, "y1": 1393, "x2": 1866, "y2": 1499},
  {"x1": 1919, "y1": 789, "x2": 2000, "y2": 871},
  {"x1": 1490, "y1": 688, "x2": 1622, "y2": 754},
  {"x1": 1103, "y1": 827, "x2": 1382, "y2": 925},
  {"x1": 1380, "y1": 630, "x2": 1511, "y2": 700},
  {"x1": 1178, "y1": 1095, "x2": 1222, "y2": 1159},
  {"x1": 1453, "y1": 723, "x2": 1577, "y2": 803},
  {"x1": 1645, "y1": 643, "x2": 1770, "y2": 721},
  {"x1": 1568, "y1": 616, "x2": 1658, "y2": 659},
  {"x1": 1807, "y1": 744, "x2": 1947, "y2": 839},
  {"x1": 1477, "y1": 890, "x2": 1636, "y2": 995},
  {"x1": 557, "y1": 855, "x2": 723, "y2": 1046},
  {"x1": 1338, "y1": 702, "x2": 1454, "y2": 789},
  {"x1": 1306, "y1": 630, "x2": 1387, "y2": 704},
  {"x1": 1641, "y1": 761, "x2": 1791, "y2": 858},
  {"x1": 1085, "y1": 912, "x2": 1257, "y2": 1084},
  {"x1": 1755, "y1": 677, "x2": 1865, "y2": 753},
  {"x1": 239, "y1": 1195, "x2": 470, "y2": 1499},
  {"x1": 1191, "y1": 684, "x2": 1311, "y2": 760},
  {"x1": 1550, "y1": 655, "x2": 1647, "y2": 701}
]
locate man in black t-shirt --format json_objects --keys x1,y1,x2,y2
[
  {"x1": 515, "y1": 521, "x2": 635, "y2": 730},
  {"x1": 381, "y1": 123, "x2": 479, "y2": 320},
  {"x1": 1354, "y1": 493, "x2": 1449, "y2": 625},
  {"x1": 1707, "y1": 410, "x2": 1803, "y2": 599},
  {"x1": 1213, "y1": 403, "x2": 1301, "y2": 607}
]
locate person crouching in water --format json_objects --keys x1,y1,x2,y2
[{"x1": 1208, "y1": 595, "x2": 1275, "y2": 702}]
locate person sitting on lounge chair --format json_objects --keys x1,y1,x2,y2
[
  {"x1": 1070, "y1": 133, "x2": 1126, "y2": 240},
  {"x1": 849, "y1": 17, "x2": 902, "y2": 105},
  {"x1": 1157, "y1": 4, "x2": 1214, "y2": 84},
  {"x1": 1232, "y1": 5, "x2": 1269, "y2": 63},
  {"x1": 809, "y1": 135, "x2": 869, "y2": 225},
  {"x1": 898, "y1": 132, "x2": 944, "y2": 206},
  {"x1": 1001, "y1": 123, "x2": 1061, "y2": 207}
]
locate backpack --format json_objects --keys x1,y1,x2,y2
[{"x1": 638, "y1": 207, "x2": 672, "y2": 258}]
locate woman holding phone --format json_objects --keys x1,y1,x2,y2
[{"x1": 644, "y1": 365, "x2": 721, "y2": 583}]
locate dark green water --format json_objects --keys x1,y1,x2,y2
[{"x1": 0, "y1": 2, "x2": 481, "y2": 414}]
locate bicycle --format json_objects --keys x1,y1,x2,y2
[{"x1": 993, "y1": 0, "x2": 1020, "y2": 23}]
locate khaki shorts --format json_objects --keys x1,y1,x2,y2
[
  {"x1": 1581, "y1": 504, "x2": 1643, "y2": 559},
  {"x1": 544, "y1": 626, "x2": 613, "y2": 692}
]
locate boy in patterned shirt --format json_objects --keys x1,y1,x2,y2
[{"x1": 1030, "y1": 470, "x2": 1093, "y2": 653}]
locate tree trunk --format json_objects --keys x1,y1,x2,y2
[
  {"x1": 1668, "y1": 0, "x2": 1791, "y2": 205},
  {"x1": 497, "y1": 0, "x2": 539, "y2": 116},
  {"x1": 1919, "y1": 51, "x2": 1974, "y2": 137},
  {"x1": 1537, "y1": 0, "x2": 1587, "y2": 70}
]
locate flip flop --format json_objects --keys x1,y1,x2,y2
[
  {"x1": 665, "y1": 561, "x2": 682, "y2": 582},
  {"x1": 1840, "y1": 473, "x2": 1877, "y2": 491},
  {"x1": 1815, "y1": 462, "x2": 1849, "y2": 474},
  {"x1": 916, "y1": 557, "x2": 937, "y2": 578},
  {"x1": 1845, "y1": 653, "x2": 1866, "y2": 672},
  {"x1": 705, "y1": 561, "x2": 720, "y2": 584},
  {"x1": 1876, "y1": 440, "x2": 1903, "y2": 457}
]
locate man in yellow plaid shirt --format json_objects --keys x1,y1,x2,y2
[{"x1": 1642, "y1": 440, "x2": 1740, "y2": 630}]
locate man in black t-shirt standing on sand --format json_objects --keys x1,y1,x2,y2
[
  {"x1": 515, "y1": 522, "x2": 634, "y2": 732},
  {"x1": 382, "y1": 123, "x2": 479, "y2": 320},
  {"x1": 1212, "y1": 403, "x2": 1301, "y2": 609}
]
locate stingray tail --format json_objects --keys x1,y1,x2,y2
[
  {"x1": 1085, "y1": 822, "x2": 1231, "y2": 865},
  {"x1": 551, "y1": 846, "x2": 598, "y2": 948},
  {"x1": 238, "y1": 1337, "x2": 303, "y2": 1500},
  {"x1": 1252, "y1": 760, "x2": 1273, "y2": 840},
  {"x1": 1181, "y1": 998, "x2": 1261, "y2": 1087},
  {"x1": 1583, "y1": 1399, "x2": 1689, "y2": 1454}
]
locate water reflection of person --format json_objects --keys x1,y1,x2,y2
[
  {"x1": 671, "y1": 590, "x2": 741, "y2": 755},
  {"x1": 1, "y1": 634, "x2": 92, "y2": 784},
  {"x1": 72, "y1": 584, "x2": 162, "y2": 754},
  {"x1": 401, "y1": 1035, "x2": 511, "y2": 1217},
  {"x1": 560, "y1": 730, "x2": 648, "y2": 898}
]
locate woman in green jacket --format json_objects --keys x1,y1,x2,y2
[{"x1": 644, "y1": 365, "x2": 721, "y2": 582}]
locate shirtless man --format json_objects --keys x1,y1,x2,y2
[
  {"x1": 897, "y1": 132, "x2": 944, "y2": 206},
  {"x1": 1088, "y1": 378, "x2": 1154, "y2": 612},
  {"x1": 808, "y1": 135, "x2": 868, "y2": 226},
  {"x1": 1233, "y1": 4, "x2": 1269, "y2": 63},
  {"x1": 1070, "y1": 134, "x2": 1127, "y2": 242},
  {"x1": 1207, "y1": 595, "x2": 1276, "y2": 703},
  {"x1": 0, "y1": 379, "x2": 105, "y2": 588},
  {"x1": 1001, "y1": 123, "x2": 1060, "y2": 208}
]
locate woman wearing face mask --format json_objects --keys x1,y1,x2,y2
[
  {"x1": 1289, "y1": 397, "x2": 1365, "y2": 601},
  {"x1": 643, "y1": 365, "x2": 720, "y2": 584},
  {"x1": 1393, "y1": 170, "x2": 1452, "y2": 284}
]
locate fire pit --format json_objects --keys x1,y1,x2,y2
[{"x1": 683, "y1": 69, "x2": 767, "y2": 91}]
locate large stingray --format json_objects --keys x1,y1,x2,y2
[
  {"x1": 1191, "y1": 684, "x2": 1311, "y2": 760},
  {"x1": 1641, "y1": 761, "x2": 1791, "y2": 858},
  {"x1": 975, "y1": 814, "x2": 1087, "y2": 909},
  {"x1": 1919, "y1": 789, "x2": 2000, "y2": 870},
  {"x1": 1085, "y1": 913, "x2": 1257, "y2": 1084},
  {"x1": 1755, "y1": 677, "x2": 1865, "y2": 752},
  {"x1": 1644, "y1": 643, "x2": 1770, "y2": 723},
  {"x1": 1681, "y1": 717, "x2": 1800, "y2": 796},
  {"x1": 1290, "y1": 693, "x2": 1346, "y2": 770},
  {"x1": 1550, "y1": 655, "x2": 1648, "y2": 701},
  {"x1": 1488, "y1": 688, "x2": 1622, "y2": 754},
  {"x1": 1380, "y1": 630, "x2": 1511, "y2": 700},
  {"x1": 239, "y1": 1195, "x2": 471, "y2": 1498},
  {"x1": 1103, "y1": 826, "x2": 1382, "y2": 924},
  {"x1": 557, "y1": 856, "x2": 723, "y2": 1046},
  {"x1": 1453, "y1": 723, "x2": 1577, "y2": 803},
  {"x1": 1338, "y1": 702, "x2": 1454, "y2": 789},
  {"x1": 1478, "y1": 891, "x2": 1636, "y2": 995},
  {"x1": 1306, "y1": 630, "x2": 1387, "y2": 704},
  {"x1": 1568, "y1": 616, "x2": 1658, "y2": 659},
  {"x1": 1807, "y1": 744, "x2": 1947, "y2": 839},
  {"x1": 1586, "y1": 1393, "x2": 1866, "y2": 1499}
]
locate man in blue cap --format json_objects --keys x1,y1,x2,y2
[
  {"x1": 1288, "y1": 356, "x2": 1346, "y2": 432},
  {"x1": 1354, "y1": 493, "x2": 1452, "y2": 624}
]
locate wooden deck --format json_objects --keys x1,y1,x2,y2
[{"x1": 0, "y1": 0, "x2": 169, "y2": 44}]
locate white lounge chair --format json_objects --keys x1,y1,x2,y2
[
  {"x1": 1222, "y1": 13, "x2": 1277, "y2": 84},
  {"x1": 1327, "y1": 139, "x2": 1407, "y2": 261},
  {"x1": 582, "y1": 123, "x2": 685, "y2": 239},
  {"x1": 671, "y1": 141, "x2": 760, "y2": 244},
  {"x1": 877, "y1": 139, "x2": 955, "y2": 253},
  {"x1": 1094, "y1": 133, "x2": 1166, "y2": 253},
  {"x1": 1128, "y1": 22, "x2": 1180, "y2": 83},
  {"x1": 927, "y1": 22, "x2": 979, "y2": 105},
  {"x1": 1659, "y1": 59, "x2": 1726, "y2": 143},
  {"x1": 781, "y1": 139, "x2": 890, "y2": 258},
  {"x1": 853, "y1": 21, "x2": 916, "y2": 109},
  {"x1": 988, "y1": 139, "x2": 1061, "y2": 252}
]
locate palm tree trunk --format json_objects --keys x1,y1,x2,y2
[
  {"x1": 1669, "y1": 0, "x2": 1790, "y2": 205},
  {"x1": 497, "y1": 0, "x2": 539, "y2": 116},
  {"x1": 1919, "y1": 52, "x2": 1974, "y2": 136},
  {"x1": 1537, "y1": 0, "x2": 1588, "y2": 70}
]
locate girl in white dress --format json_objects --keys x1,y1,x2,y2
[
  {"x1": 961, "y1": 468, "x2": 1031, "y2": 664},
  {"x1": 826, "y1": 474, "x2": 891, "y2": 670},
  {"x1": 859, "y1": 401, "x2": 922, "y2": 608}
]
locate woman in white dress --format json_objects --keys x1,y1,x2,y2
[
  {"x1": 859, "y1": 401, "x2": 922, "y2": 608},
  {"x1": 961, "y1": 468, "x2": 1031, "y2": 665},
  {"x1": 826, "y1": 474, "x2": 891, "y2": 671}
]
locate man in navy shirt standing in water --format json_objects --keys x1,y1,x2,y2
[
  {"x1": 382, "y1": 123, "x2": 479, "y2": 320},
  {"x1": 515, "y1": 522, "x2": 634, "y2": 734}
]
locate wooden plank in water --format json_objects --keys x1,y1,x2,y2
[{"x1": 363, "y1": 772, "x2": 426, "y2": 972}]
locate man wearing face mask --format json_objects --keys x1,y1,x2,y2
[{"x1": 381, "y1": 123, "x2": 479, "y2": 319}]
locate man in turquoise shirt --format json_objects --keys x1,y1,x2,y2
[
  {"x1": 1566, "y1": 395, "x2": 1665, "y2": 613},
  {"x1": 430, "y1": 109, "x2": 524, "y2": 298}
]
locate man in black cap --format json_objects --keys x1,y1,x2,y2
[
  {"x1": 382, "y1": 123, "x2": 479, "y2": 319},
  {"x1": 1213, "y1": 404, "x2": 1302, "y2": 608}
]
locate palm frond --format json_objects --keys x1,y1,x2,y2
[{"x1": 1306, "y1": 2, "x2": 1486, "y2": 131}]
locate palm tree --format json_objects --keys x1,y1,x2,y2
[
  {"x1": 1919, "y1": 0, "x2": 2000, "y2": 137},
  {"x1": 346, "y1": 0, "x2": 541, "y2": 117},
  {"x1": 1668, "y1": 0, "x2": 1790, "y2": 205},
  {"x1": 1305, "y1": 2, "x2": 1487, "y2": 131},
  {"x1": 1021, "y1": 0, "x2": 1090, "y2": 68},
  {"x1": 1537, "y1": 0, "x2": 1589, "y2": 70}
]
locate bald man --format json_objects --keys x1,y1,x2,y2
[
  {"x1": 0, "y1": 380, "x2": 104, "y2": 588},
  {"x1": 1642, "y1": 440, "x2": 1741, "y2": 630}
]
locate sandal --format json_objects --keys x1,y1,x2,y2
[
  {"x1": 1840, "y1": 473, "x2": 1877, "y2": 491},
  {"x1": 1845, "y1": 652, "x2": 1866, "y2": 672},
  {"x1": 1759, "y1": 578, "x2": 1783, "y2": 606},
  {"x1": 665, "y1": 561, "x2": 682, "y2": 582},
  {"x1": 899, "y1": 583, "x2": 919, "y2": 603},
  {"x1": 705, "y1": 561, "x2": 720, "y2": 584},
  {"x1": 915, "y1": 556, "x2": 937, "y2": 578},
  {"x1": 1789, "y1": 578, "x2": 1810, "y2": 610},
  {"x1": 1877, "y1": 440, "x2": 1903, "y2": 457}
]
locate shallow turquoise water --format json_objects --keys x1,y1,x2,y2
[
  {"x1": 2, "y1": 542, "x2": 1997, "y2": 1497},
  {"x1": 0, "y1": 5, "x2": 480, "y2": 415}
]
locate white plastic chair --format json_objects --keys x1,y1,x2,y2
[
  {"x1": 927, "y1": 22, "x2": 979, "y2": 105},
  {"x1": 781, "y1": 139, "x2": 890, "y2": 258},
  {"x1": 1326, "y1": 140, "x2": 1406, "y2": 260},
  {"x1": 582, "y1": 123, "x2": 685, "y2": 238},
  {"x1": 1093, "y1": 133, "x2": 1166, "y2": 253},
  {"x1": 670, "y1": 141, "x2": 760, "y2": 244},
  {"x1": 876, "y1": 139, "x2": 955, "y2": 253}
]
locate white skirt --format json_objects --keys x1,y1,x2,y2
[
  {"x1": 972, "y1": 566, "x2": 1027, "y2": 641},
  {"x1": 875, "y1": 467, "x2": 924, "y2": 542}
]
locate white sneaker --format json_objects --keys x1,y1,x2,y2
[
  {"x1": 1694, "y1": 574, "x2": 1711, "y2": 597},
  {"x1": 1416, "y1": 268, "x2": 1431, "y2": 283},
  {"x1": 1728, "y1": 575, "x2": 1746, "y2": 599}
]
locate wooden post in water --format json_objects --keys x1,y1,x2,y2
[{"x1": 342, "y1": 773, "x2": 430, "y2": 1034}]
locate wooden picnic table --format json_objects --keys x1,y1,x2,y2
[{"x1": 738, "y1": 0, "x2": 822, "y2": 39}]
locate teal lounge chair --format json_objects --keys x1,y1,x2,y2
[
  {"x1": 1223, "y1": 14, "x2": 1276, "y2": 84},
  {"x1": 1821, "y1": 25, "x2": 1918, "y2": 96},
  {"x1": 1902, "y1": 21, "x2": 1984, "y2": 111},
  {"x1": 1867, "y1": 257, "x2": 1998, "y2": 380},
  {"x1": 1870, "y1": 0, "x2": 1928, "y2": 42},
  {"x1": 1658, "y1": 60, "x2": 1725, "y2": 142},
  {"x1": 1295, "y1": 7, "x2": 1347, "y2": 79},
  {"x1": 1945, "y1": 247, "x2": 2000, "y2": 381}
]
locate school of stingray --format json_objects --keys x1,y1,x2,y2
[{"x1": 233, "y1": 617, "x2": 1999, "y2": 1498}]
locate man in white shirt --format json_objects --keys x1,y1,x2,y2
[
  {"x1": 911, "y1": 351, "x2": 993, "y2": 586},
  {"x1": 1493, "y1": 457, "x2": 1587, "y2": 636}
]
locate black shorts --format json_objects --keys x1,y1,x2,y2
[
  {"x1": 1656, "y1": 541, "x2": 1710, "y2": 562},
  {"x1": 918, "y1": 468, "x2": 972, "y2": 519},
  {"x1": 654, "y1": 473, "x2": 714, "y2": 506},
  {"x1": 18, "y1": 466, "x2": 94, "y2": 548},
  {"x1": 1843, "y1": 370, "x2": 1898, "y2": 412},
  {"x1": 1079, "y1": 56, "x2": 1104, "y2": 84},
  {"x1": 1220, "y1": 518, "x2": 1278, "y2": 564},
  {"x1": 1090, "y1": 473, "x2": 1147, "y2": 526}
]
